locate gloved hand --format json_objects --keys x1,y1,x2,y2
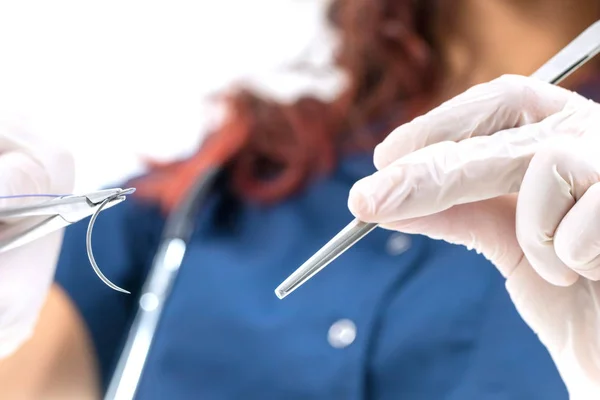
[
  {"x1": 0, "y1": 118, "x2": 75, "y2": 358},
  {"x1": 348, "y1": 74, "x2": 600, "y2": 398}
]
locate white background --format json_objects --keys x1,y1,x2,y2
[{"x1": 0, "y1": 1, "x2": 342, "y2": 192}]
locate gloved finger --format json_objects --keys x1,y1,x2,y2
[
  {"x1": 0, "y1": 119, "x2": 75, "y2": 196},
  {"x1": 515, "y1": 140, "x2": 599, "y2": 287},
  {"x1": 0, "y1": 151, "x2": 50, "y2": 209},
  {"x1": 350, "y1": 102, "x2": 589, "y2": 225},
  {"x1": 373, "y1": 74, "x2": 584, "y2": 170},
  {"x1": 350, "y1": 121, "x2": 546, "y2": 224},
  {"x1": 380, "y1": 195, "x2": 524, "y2": 278},
  {"x1": 554, "y1": 182, "x2": 600, "y2": 281}
]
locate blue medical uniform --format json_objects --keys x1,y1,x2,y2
[
  {"x1": 55, "y1": 154, "x2": 566, "y2": 400},
  {"x1": 56, "y1": 78, "x2": 600, "y2": 400}
]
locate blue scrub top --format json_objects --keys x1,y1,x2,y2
[
  {"x1": 56, "y1": 71, "x2": 600, "y2": 400},
  {"x1": 55, "y1": 152, "x2": 567, "y2": 399}
]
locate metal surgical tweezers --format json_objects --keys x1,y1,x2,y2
[{"x1": 275, "y1": 19, "x2": 600, "y2": 300}]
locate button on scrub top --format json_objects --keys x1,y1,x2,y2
[{"x1": 55, "y1": 152, "x2": 567, "y2": 399}]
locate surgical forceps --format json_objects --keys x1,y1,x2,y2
[
  {"x1": 275, "y1": 19, "x2": 600, "y2": 299},
  {"x1": 0, "y1": 187, "x2": 136, "y2": 293}
]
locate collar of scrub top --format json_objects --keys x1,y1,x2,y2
[
  {"x1": 275, "y1": 19, "x2": 600, "y2": 300},
  {"x1": 0, "y1": 187, "x2": 136, "y2": 293}
]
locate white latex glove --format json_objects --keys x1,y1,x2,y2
[
  {"x1": 0, "y1": 118, "x2": 75, "y2": 358},
  {"x1": 348, "y1": 74, "x2": 600, "y2": 399}
]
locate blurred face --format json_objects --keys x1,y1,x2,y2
[{"x1": 324, "y1": 0, "x2": 600, "y2": 125}]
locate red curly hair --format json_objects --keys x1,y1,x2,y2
[{"x1": 134, "y1": 0, "x2": 441, "y2": 212}]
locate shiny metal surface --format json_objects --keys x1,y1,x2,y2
[{"x1": 274, "y1": 19, "x2": 600, "y2": 300}]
